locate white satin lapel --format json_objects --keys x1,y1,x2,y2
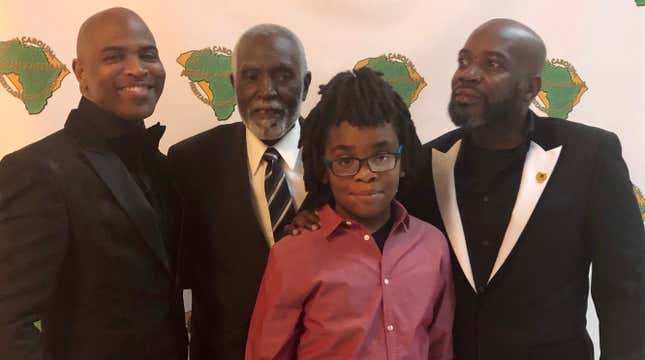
[
  {"x1": 488, "y1": 141, "x2": 563, "y2": 282},
  {"x1": 432, "y1": 140, "x2": 476, "y2": 291}
]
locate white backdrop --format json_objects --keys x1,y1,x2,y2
[{"x1": 3, "y1": 1, "x2": 645, "y2": 357}]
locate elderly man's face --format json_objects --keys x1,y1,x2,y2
[
  {"x1": 73, "y1": 13, "x2": 165, "y2": 121},
  {"x1": 233, "y1": 34, "x2": 310, "y2": 141},
  {"x1": 448, "y1": 28, "x2": 526, "y2": 129}
]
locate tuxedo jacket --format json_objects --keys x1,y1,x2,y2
[
  {"x1": 0, "y1": 104, "x2": 187, "y2": 360},
  {"x1": 403, "y1": 113, "x2": 645, "y2": 360},
  {"x1": 169, "y1": 122, "x2": 311, "y2": 360}
]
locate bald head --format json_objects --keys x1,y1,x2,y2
[
  {"x1": 76, "y1": 7, "x2": 155, "y2": 59},
  {"x1": 232, "y1": 24, "x2": 308, "y2": 76},
  {"x1": 448, "y1": 18, "x2": 546, "y2": 136},
  {"x1": 72, "y1": 7, "x2": 165, "y2": 121},
  {"x1": 471, "y1": 18, "x2": 546, "y2": 77}
]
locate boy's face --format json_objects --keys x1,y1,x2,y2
[{"x1": 324, "y1": 121, "x2": 401, "y2": 231}]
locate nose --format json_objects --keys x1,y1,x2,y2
[
  {"x1": 457, "y1": 64, "x2": 481, "y2": 83},
  {"x1": 258, "y1": 75, "x2": 278, "y2": 98},
  {"x1": 354, "y1": 159, "x2": 377, "y2": 182},
  {"x1": 125, "y1": 56, "x2": 148, "y2": 78}
]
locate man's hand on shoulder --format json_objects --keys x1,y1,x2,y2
[{"x1": 283, "y1": 209, "x2": 321, "y2": 236}]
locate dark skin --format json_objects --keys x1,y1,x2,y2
[
  {"x1": 230, "y1": 25, "x2": 311, "y2": 145},
  {"x1": 72, "y1": 7, "x2": 165, "y2": 123},
  {"x1": 286, "y1": 18, "x2": 547, "y2": 234},
  {"x1": 450, "y1": 18, "x2": 545, "y2": 149}
]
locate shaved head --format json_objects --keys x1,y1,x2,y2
[
  {"x1": 72, "y1": 7, "x2": 165, "y2": 121},
  {"x1": 448, "y1": 18, "x2": 546, "y2": 145},
  {"x1": 76, "y1": 7, "x2": 154, "y2": 60},
  {"x1": 471, "y1": 18, "x2": 547, "y2": 77}
]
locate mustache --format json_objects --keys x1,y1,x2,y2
[{"x1": 452, "y1": 86, "x2": 483, "y2": 98}]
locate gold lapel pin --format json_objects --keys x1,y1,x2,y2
[{"x1": 536, "y1": 171, "x2": 548, "y2": 183}]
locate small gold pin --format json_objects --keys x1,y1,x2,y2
[{"x1": 536, "y1": 171, "x2": 548, "y2": 183}]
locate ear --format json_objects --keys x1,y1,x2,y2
[
  {"x1": 524, "y1": 75, "x2": 542, "y2": 102},
  {"x1": 72, "y1": 58, "x2": 87, "y2": 94},
  {"x1": 301, "y1": 71, "x2": 312, "y2": 101},
  {"x1": 72, "y1": 58, "x2": 83, "y2": 82}
]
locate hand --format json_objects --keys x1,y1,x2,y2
[{"x1": 283, "y1": 210, "x2": 321, "y2": 236}]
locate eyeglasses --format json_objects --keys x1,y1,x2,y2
[{"x1": 324, "y1": 145, "x2": 403, "y2": 177}]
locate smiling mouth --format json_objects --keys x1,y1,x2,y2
[{"x1": 118, "y1": 85, "x2": 154, "y2": 96}]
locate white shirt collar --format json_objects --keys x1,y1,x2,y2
[{"x1": 246, "y1": 120, "x2": 301, "y2": 176}]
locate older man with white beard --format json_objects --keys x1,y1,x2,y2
[{"x1": 167, "y1": 24, "x2": 311, "y2": 360}]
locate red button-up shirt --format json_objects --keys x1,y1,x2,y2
[{"x1": 246, "y1": 201, "x2": 455, "y2": 360}]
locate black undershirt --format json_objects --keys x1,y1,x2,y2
[
  {"x1": 372, "y1": 216, "x2": 394, "y2": 253},
  {"x1": 455, "y1": 135, "x2": 529, "y2": 292}
]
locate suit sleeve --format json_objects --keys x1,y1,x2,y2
[
  {"x1": 0, "y1": 153, "x2": 69, "y2": 360},
  {"x1": 428, "y1": 232, "x2": 455, "y2": 360},
  {"x1": 587, "y1": 132, "x2": 645, "y2": 359},
  {"x1": 245, "y1": 245, "x2": 306, "y2": 360}
]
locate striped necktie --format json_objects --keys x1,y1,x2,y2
[{"x1": 263, "y1": 148, "x2": 295, "y2": 242}]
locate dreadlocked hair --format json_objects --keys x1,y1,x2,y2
[{"x1": 300, "y1": 66, "x2": 423, "y2": 209}]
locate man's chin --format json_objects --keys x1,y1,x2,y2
[{"x1": 244, "y1": 116, "x2": 296, "y2": 141}]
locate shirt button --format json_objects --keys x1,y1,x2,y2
[
  {"x1": 386, "y1": 324, "x2": 395, "y2": 332},
  {"x1": 482, "y1": 240, "x2": 491, "y2": 247},
  {"x1": 383, "y1": 278, "x2": 390, "y2": 285},
  {"x1": 483, "y1": 195, "x2": 489, "y2": 202},
  {"x1": 363, "y1": 234, "x2": 370, "y2": 241},
  {"x1": 345, "y1": 221, "x2": 352, "y2": 226}
]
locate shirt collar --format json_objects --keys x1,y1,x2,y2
[
  {"x1": 319, "y1": 199, "x2": 411, "y2": 240},
  {"x1": 246, "y1": 120, "x2": 301, "y2": 175}
]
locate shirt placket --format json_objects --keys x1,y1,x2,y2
[{"x1": 379, "y1": 237, "x2": 397, "y2": 359}]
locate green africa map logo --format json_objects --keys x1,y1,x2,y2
[
  {"x1": 177, "y1": 46, "x2": 235, "y2": 121},
  {"x1": 354, "y1": 53, "x2": 426, "y2": 107},
  {"x1": 533, "y1": 58, "x2": 587, "y2": 120},
  {"x1": 637, "y1": 0, "x2": 645, "y2": 6},
  {"x1": 635, "y1": 185, "x2": 645, "y2": 222},
  {"x1": 0, "y1": 37, "x2": 69, "y2": 114}
]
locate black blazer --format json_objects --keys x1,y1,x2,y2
[
  {"x1": 0, "y1": 105, "x2": 187, "y2": 360},
  {"x1": 403, "y1": 113, "x2": 645, "y2": 360},
  {"x1": 169, "y1": 122, "x2": 273, "y2": 360}
]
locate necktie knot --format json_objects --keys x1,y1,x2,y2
[{"x1": 263, "y1": 148, "x2": 280, "y2": 165}]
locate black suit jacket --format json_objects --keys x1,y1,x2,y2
[
  {"x1": 0, "y1": 102, "x2": 187, "y2": 360},
  {"x1": 403, "y1": 113, "x2": 645, "y2": 360},
  {"x1": 170, "y1": 122, "x2": 295, "y2": 360}
]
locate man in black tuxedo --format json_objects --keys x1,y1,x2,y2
[
  {"x1": 0, "y1": 8, "x2": 186, "y2": 360},
  {"x1": 404, "y1": 18, "x2": 645, "y2": 359},
  {"x1": 168, "y1": 24, "x2": 311, "y2": 359}
]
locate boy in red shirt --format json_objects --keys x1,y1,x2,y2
[{"x1": 246, "y1": 68, "x2": 454, "y2": 359}]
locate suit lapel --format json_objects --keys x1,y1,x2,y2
[
  {"x1": 432, "y1": 139, "x2": 476, "y2": 291},
  {"x1": 82, "y1": 149, "x2": 172, "y2": 274},
  {"x1": 487, "y1": 141, "x2": 562, "y2": 282}
]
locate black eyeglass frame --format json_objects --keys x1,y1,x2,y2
[{"x1": 323, "y1": 145, "x2": 403, "y2": 177}]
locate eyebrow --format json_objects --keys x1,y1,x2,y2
[
  {"x1": 458, "y1": 49, "x2": 508, "y2": 61},
  {"x1": 100, "y1": 46, "x2": 126, "y2": 53},
  {"x1": 329, "y1": 144, "x2": 354, "y2": 152},
  {"x1": 100, "y1": 45, "x2": 158, "y2": 53}
]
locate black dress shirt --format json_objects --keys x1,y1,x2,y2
[
  {"x1": 77, "y1": 98, "x2": 172, "y2": 257},
  {"x1": 455, "y1": 134, "x2": 529, "y2": 292}
]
